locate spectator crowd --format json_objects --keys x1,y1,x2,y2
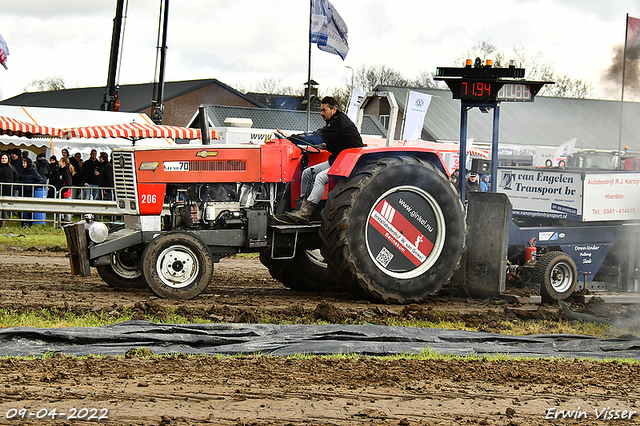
[
  {"x1": 448, "y1": 168, "x2": 492, "y2": 200},
  {"x1": 0, "y1": 147, "x2": 115, "y2": 227}
]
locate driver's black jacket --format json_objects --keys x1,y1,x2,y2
[{"x1": 291, "y1": 110, "x2": 363, "y2": 164}]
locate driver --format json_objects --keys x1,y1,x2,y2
[{"x1": 278, "y1": 96, "x2": 363, "y2": 223}]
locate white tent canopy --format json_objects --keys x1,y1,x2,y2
[{"x1": 0, "y1": 105, "x2": 174, "y2": 159}]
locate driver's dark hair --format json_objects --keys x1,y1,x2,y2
[{"x1": 321, "y1": 96, "x2": 340, "y2": 110}]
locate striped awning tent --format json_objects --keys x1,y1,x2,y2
[
  {"x1": 61, "y1": 122, "x2": 220, "y2": 141},
  {"x1": 0, "y1": 115, "x2": 62, "y2": 138}
]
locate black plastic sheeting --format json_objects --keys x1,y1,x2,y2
[{"x1": 0, "y1": 321, "x2": 639, "y2": 359}]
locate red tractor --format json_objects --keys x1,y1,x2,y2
[{"x1": 65, "y1": 136, "x2": 466, "y2": 303}]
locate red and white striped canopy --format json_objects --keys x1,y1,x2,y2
[
  {"x1": 61, "y1": 122, "x2": 220, "y2": 141},
  {"x1": 0, "y1": 115, "x2": 62, "y2": 139}
]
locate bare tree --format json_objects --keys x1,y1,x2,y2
[
  {"x1": 252, "y1": 78, "x2": 301, "y2": 96},
  {"x1": 354, "y1": 64, "x2": 409, "y2": 91},
  {"x1": 456, "y1": 41, "x2": 507, "y2": 67},
  {"x1": 512, "y1": 49, "x2": 593, "y2": 98},
  {"x1": 510, "y1": 48, "x2": 554, "y2": 81},
  {"x1": 24, "y1": 76, "x2": 65, "y2": 92},
  {"x1": 327, "y1": 85, "x2": 351, "y2": 111},
  {"x1": 544, "y1": 74, "x2": 593, "y2": 98},
  {"x1": 410, "y1": 69, "x2": 447, "y2": 89}
]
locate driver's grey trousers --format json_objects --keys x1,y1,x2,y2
[{"x1": 301, "y1": 161, "x2": 331, "y2": 204}]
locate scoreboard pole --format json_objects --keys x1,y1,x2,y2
[
  {"x1": 491, "y1": 103, "x2": 500, "y2": 192},
  {"x1": 458, "y1": 101, "x2": 500, "y2": 200},
  {"x1": 459, "y1": 103, "x2": 468, "y2": 200}
]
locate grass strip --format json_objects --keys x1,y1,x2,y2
[{"x1": 1, "y1": 348, "x2": 638, "y2": 365}]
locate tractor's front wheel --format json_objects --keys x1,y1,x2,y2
[
  {"x1": 320, "y1": 156, "x2": 465, "y2": 303},
  {"x1": 142, "y1": 232, "x2": 214, "y2": 299}
]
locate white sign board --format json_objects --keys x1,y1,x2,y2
[
  {"x1": 582, "y1": 172, "x2": 640, "y2": 221},
  {"x1": 497, "y1": 168, "x2": 583, "y2": 220}
]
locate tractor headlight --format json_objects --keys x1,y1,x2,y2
[
  {"x1": 88, "y1": 221, "x2": 109, "y2": 244},
  {"x1": 139, "y1": 161, "x2": 160, "y2": 171}
]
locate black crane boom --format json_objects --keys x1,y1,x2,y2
[{"x1": 101, "y1": 0, "x2": 125, "y2": 112}]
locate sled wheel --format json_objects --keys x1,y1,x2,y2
[
  {"x1": 320, "y1": 155, "x2": 466, "y2": 303},
  {"x1": 96, "y1": 249, "x2": 146, "y2": 289},
  {"x1": 142, "y1": 232, "x2": 214, "y2": 299},
  {"x1": 532, "y1": 251, "x2": 577, "y2": 302},
  {"x1": 259, "y1": 247, "x2": 342, "y2": 292}
]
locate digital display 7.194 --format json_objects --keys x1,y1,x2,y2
[{"x1": 459, "y1": 81, "x2": 494, "y2": 100}]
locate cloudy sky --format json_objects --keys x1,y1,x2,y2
[{"x1": 1, "y1": 0, "x2": 639, "y2": 102}]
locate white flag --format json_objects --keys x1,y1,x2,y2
[
  {"x1": 554, "y1": 138, "x2": 576, "y2": 165},
  {"x1": 402, "y1": 90, "x2": 431, "y2": 140},
  {"x1": 0, "y1": 34, "x2": 9, "y2": 70},
  {"x1": 310, "y1": 0, "x2": 349, "y2": 60},
  {"x1": 346, "y1": 88, "x2": 365, "y2": 122}
]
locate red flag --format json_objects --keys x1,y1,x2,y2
[
  {"x1": 626, "y1": 15, "x2": 640, "y2": 51},
  {"x1": 0, "y1": 34, "x2": 8, "y2": 70}
]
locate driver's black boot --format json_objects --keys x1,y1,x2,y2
[
  {"x1": 293, "y1": 195, "x2": 306, "y2": 210},
  {"x1": 283, "y1": 200, "x2": 316, "y2": 223}
]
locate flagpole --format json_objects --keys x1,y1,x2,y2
[
  {"x1": 617, "y1": 13, "x2": 629, "y2": 168},
  {"x1": 399, "y1": 90, "x2": 410, "y2": 140},
  {"x1": 306, "y1": 0, "x2": 312, "y2": 132}
]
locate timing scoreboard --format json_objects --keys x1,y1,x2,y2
[
  {"x1": 447, "y1": 80, "x2": 543, "y2": 102},
  {"x1": 435, "y1": 63, "x2": 548, "y2": 103},
  {"x1": 454, "y1": 81, "x2": 540, "y2": 102}
]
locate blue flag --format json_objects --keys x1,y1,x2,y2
[{"x1": 310, "y1": 0, "x2": 349, "y2": 60}]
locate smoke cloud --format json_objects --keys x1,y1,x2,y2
[{"x1": 601, "y1": 43, "x2": 640, "y2": 100}]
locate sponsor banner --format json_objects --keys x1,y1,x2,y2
[
  {"x1": 402, "y1": 91, "x2": 432, "y2": 141},
  {"x1": 369, "y1": 201, "x2": 429, "y2": 266},
  {"x1": 366, "y1": 191, "x2": 436, "y2": 273},
  {"x1": 553, "y1": 138, "x2": 576, "y2": 166},
  {"x1": 346, "y1": 88, "x2": 366, "y2": 123},
  {"x1": 582, "y1": 172, "x2": 640, "y2": 221},
  {"x1": 497, "y1": 167, "x2": 583, "y2": 220}
]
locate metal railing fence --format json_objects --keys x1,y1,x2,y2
[{"x1": 0, "y1": 183, "x2": 120, "y2": 227}]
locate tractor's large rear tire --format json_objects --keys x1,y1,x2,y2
[
  {"x1": 532, "y1": 251, "x2": 577, "y2": 302},
  {"x1": 142, "y1": 232, "x2": 214, "y2": 300},
  {"x1": 320, "y1": 156, "x2": 465, "y2": 303},
  {"x1": 260, "y1": 248, "x2": 343, "y2": 292},
  {"x1": 96, "y1": 249, "x2": 146, "y2": 289}
]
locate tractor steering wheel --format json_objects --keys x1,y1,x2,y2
[{"x1": 288, "y1": 135, "x2": 323, "y2": 154}]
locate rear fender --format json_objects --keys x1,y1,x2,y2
[{"x1": 328, "y1": 147, "x2": 448, "y2": 189}]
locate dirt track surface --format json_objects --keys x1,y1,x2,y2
[{"x1": 0, "y1": 249, "x2": 639, "y2": 425}]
